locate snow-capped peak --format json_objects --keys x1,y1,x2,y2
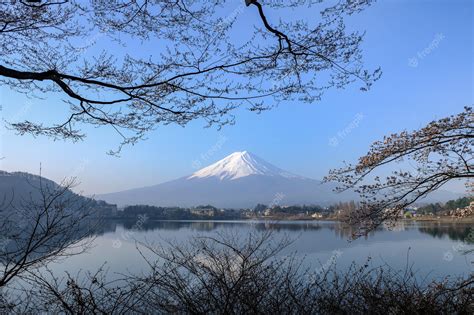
[{"x1": 188, "y1": 151, "x2": 300, "y2": 180}]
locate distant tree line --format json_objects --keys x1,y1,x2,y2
[
  {"x1": 253, "y1": 204, "x2": 325, "y2": 215},
  {"x1": 113, "y1": 197, "x2": 474, "y2": 221},
  {"x1": 417, "y1": 197, "x2": 473, "y2": 215},
  {"x1": 121, "y1": 205, "x2": 242, "y2": 220}
]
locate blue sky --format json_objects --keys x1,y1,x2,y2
[{"x1": 0, "y1": 0, "x2": 472, "y2": 195}]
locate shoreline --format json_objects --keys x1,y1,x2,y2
[{"x1": 108, "y1": 215, "x2": 474, "y2": 224}]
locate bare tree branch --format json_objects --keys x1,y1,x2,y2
[
  {"x1": 325, "y1": 107, "x2": 474, "y2": 236},
  {"x1": 0, "y1": 0, "x2": 381, "y2": 154}
]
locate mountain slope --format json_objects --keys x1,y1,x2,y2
[
  {"x1": 98, "y1": 151, "x2": 465, "y2": 208},
  {"x1": 0, "y1": 171, "x2": 69, "y2": 205},
  {"x1": 98, "y1": 151, "x2": 357, "y2": 208},
  {"x1": 0, "y1": 171, "x2": 109, "y2": 212}
]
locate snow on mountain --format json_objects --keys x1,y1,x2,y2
[
  {"x1": 96, "y1": 151, "x2": 463, "y2": 208},
  {"x1": 188, "y1": 151, "x2": 300, "y2": 180},
  {"x1": 98, "y1": 151, "x2": 353, "y2": 208}
]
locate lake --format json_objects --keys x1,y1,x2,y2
[{"x1": 50, "y1": 219, "x2": 474, "y2": 282}]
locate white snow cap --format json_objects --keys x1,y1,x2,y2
[{"x1": 188, "y1": 151, "x2": 300, "y2": 180}]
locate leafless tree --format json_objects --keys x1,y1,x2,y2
[
  {"x1": 16, "y1": 265, "x2": 147, "y2": 314},
  {"x1": 1, "y1": 0, "x2": 381, "y2": 154},
  {"x1": 0, "y1": 176, "x2": 96, "y2": 292},
  {"x1": 132, "y1": 230, "x2": 301, "y2": 313},
  {"x1": 325, "y1": 107, "x2": 473, "y2": 235}
]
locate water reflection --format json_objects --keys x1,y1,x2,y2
[
  {"x1": 98, "y1": 219, "x2": 474, "y2": 244},
  {"x1": 418, "y1": 223, "x2": 474, "y2": 243},
  {"x1": 46, "y1": 219, "x2": 473, "y2": 282},
  {"x1": 114, "y1": 219, "x2": 325, "y2": 232}
]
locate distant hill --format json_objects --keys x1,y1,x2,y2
[
  {"x1": 0, "y1": 171, "x2": 69, "y2": 206},
  {"x1": 0, "y1": 171, "x2": 114, "y2": 214}
]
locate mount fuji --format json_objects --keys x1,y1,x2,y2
[
  {"x1": 188, "y1": 151, "x2": 303, "y2": 181},
  {"x1": 98, "y1": 151, "x2": 357, "y2": 208}
]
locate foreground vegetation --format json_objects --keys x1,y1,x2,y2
[{"x1": 1, "y1": 231, "x2": 473, "y2": 314}]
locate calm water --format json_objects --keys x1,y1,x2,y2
[{"x1": 51, "y1": 220, "x2": 474, "y2": 282}]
